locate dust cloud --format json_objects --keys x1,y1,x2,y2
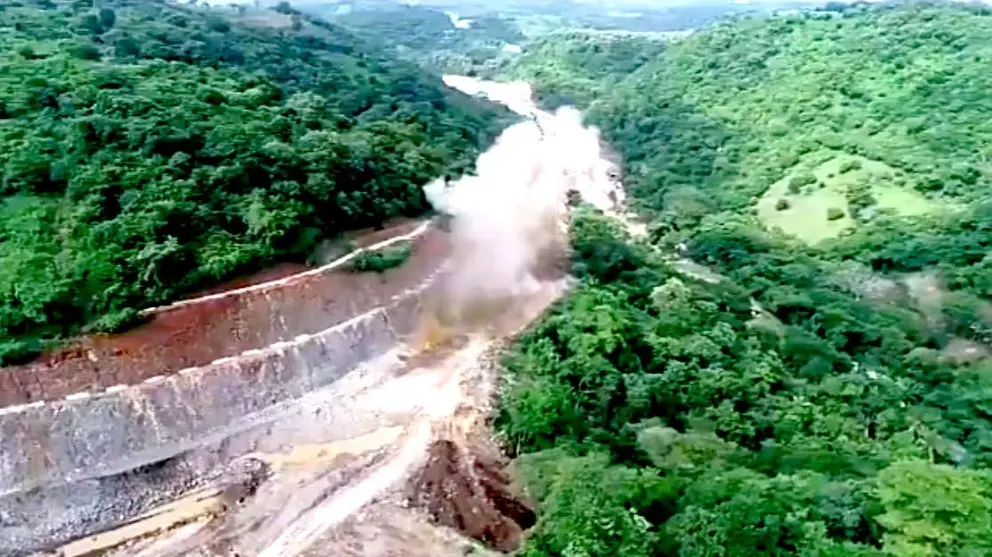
[{"x1": 420, "y1": 76, "x2": 624, "y2": 339}]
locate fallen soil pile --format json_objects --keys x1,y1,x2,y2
[{"x1": 408, "y1": 439, "x2": 536, "y2": 552}]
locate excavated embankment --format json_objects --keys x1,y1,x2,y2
[
  {"x1": 0, "y1": 224, "x2": 448, "y2": 554},
  {"x1": 0, "y1": 221, "x2": 437, "y2": 408},
  {"x1": 1, "y1": 73, "x2": 629, "y2": 556}
]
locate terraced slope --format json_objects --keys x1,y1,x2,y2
[
  {"x1": 2, "y1": 74, "x2": 625, "y2": 556},
  {"x1": 0, "y1": 0, "x2": 509, "y2": 364}
]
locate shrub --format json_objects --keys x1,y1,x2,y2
[
  {"x1": 788, "y1": 172, "x2": 817, "y2": 194},
  {"x1": 780, "y1": 153, "x2": 800, "y2": 168},
  {"x1": 115, "y1": 36, "x2": 141, "y2": 57},
  {"x1": 349, "y1": 242, "x2": 413, "y2": 273},
  {"x1": 84, "y1": 307, "x2": 147, "y2": 334},
  {"x1": 77, "y1": 13, "x2": 103, "y2": 34},
  {"x1": 167, "y1": 14, "x2": 188, "y2": 28},
  {"x1": 0, "y1": 338, "x2": 43, "y2": 366},
  {"x1": 99, "y1": 7, "x2": 116, "y2": 29},
  {"x1": 846, "y1": 183, "x2": 877, "y2": 215},
  {"x1": 206, "y1": 17, "x2": 231, "y2": 33},
  {"x1": 775, "y1": 198, "x2": 790, "y2": 211},
  {"x1": 839, "y1": 159, "x2": 863, "y2": 174},
  {"x1": 73, "y1": 43, "x2": 101, "y2": 60}
]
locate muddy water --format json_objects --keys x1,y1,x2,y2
[{"x1": 53, "y1": 78, "x2": 626, "y2": 557}]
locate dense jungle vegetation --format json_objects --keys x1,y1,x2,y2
[
  {"x1": 498, "y1": 3, "x2": 992, "y2": 556},
  {"x1": 0, "y1": 0, "x2": 509, "y2": 363}
]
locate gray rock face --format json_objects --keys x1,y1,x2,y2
[{"x1": 0, "y1": 289, "x2": 424, "y2": 555}]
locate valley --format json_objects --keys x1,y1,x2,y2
[{"x1": 4, "y1": 1, "x2": 992, "y2": 556}]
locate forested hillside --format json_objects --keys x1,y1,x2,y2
[
  {"x1": 506, "y1": 31, "x2": 669, "y2": 108},
  {"x1": 317, "y1": 0, "x2": 769, "y2": 76},
  {"x1": 499, "y1": 3, "x2": 992, "y2": 556},
  {"x1": 0, "y1": 0, "x2": 508, "y2": 363},
  {"x1": 327, "y1": 4, "x2": 525, "y2": 74}
]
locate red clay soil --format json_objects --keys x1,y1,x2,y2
[
  {"x1": 0, "y1": 222, "x2": 450, "y2": 408},
  {"x1": 407, "y1": 440, "x2": 536, "y2": 553}
]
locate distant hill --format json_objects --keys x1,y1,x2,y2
[
  {"x1": 294, "y1": 0, "x2": 836, "y2": 79},
  {"x1": 298, "y1": 0, "x2": 827, "y2": 34},
  {"x1": 319, "y1": 3, "x2": 527, "y2": 74}
]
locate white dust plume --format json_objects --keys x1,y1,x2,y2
[{"x1": 422, "y1": 76, "x2": 624, "y2": 334}]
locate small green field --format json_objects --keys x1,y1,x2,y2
[{"x1": 757, "y1": 154, "x2": 945, "y2": 244}]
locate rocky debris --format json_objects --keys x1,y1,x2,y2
[
  {"x1": 215, "y1": 458, "x2": 270, "y2": 514},
  {"x1": 407, "y1": 440, "x2": 535, "y2": 553},
  {"x1": 24, "y1": 455, "x2": 271, "y2": 557},
  {"x1": 287, "y1": 501, "x2": 498, "y2": 557}
]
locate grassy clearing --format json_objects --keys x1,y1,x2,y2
[
  {"x1": 757, "y1": 153, "x2": 945, "y2": 244},
  {"x1": 874, "y1": 187, "x2": 936, "y2": 216}
]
